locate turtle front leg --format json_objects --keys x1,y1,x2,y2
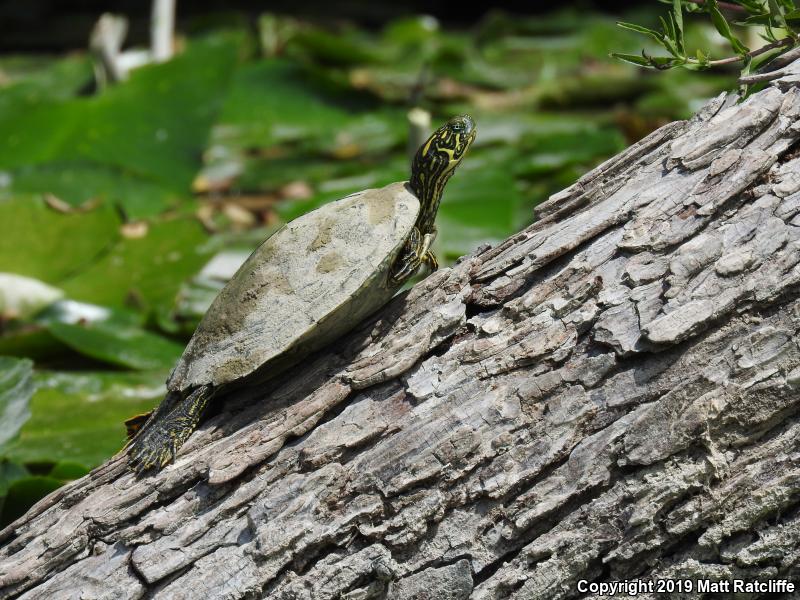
[
  {"x1": 128, "y1": 386, "x2": 212, "y2": 474},
  {"x1": 420, "y1": 226, "x2": 439, "y2": 273},
  {"x1": 390, "y1": 227, "x2": 438, "y2": 285}
]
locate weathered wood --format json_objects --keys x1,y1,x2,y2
[{"x1": 3, "y1": 70, "x2": 800, "y2": 600}]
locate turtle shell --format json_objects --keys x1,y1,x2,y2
[{"x1": 167, "y1": 181, "x2": 420, "y2": 391}]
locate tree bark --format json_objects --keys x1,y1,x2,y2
[{"x1": 3, "y1": 67, "x2": 800, "y2": 600}]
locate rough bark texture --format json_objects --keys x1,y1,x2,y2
[{"x1": 3, "y1": 68, "x2": 800, "y2": 600}]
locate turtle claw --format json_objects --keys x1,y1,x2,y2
[
  {"x1": 127, "y1": 424, "x2": 182, "y2": 474},
  {"x1": 390, "y1": 227, "x2": 439, "y2": 285},
  {"x1": 127, "y1": 437, "x2": 166, "y2": 475}
]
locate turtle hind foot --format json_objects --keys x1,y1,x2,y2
[
  {"x1": 124, "y1": 410, "x2": 153, "y2": 441},
  {"x1": 127, "y1": 386, "x2": 213, "y2": 475}
]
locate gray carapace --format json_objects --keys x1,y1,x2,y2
[{"x1": 126, "y1": 115, "x2": 476, "y2": 473}]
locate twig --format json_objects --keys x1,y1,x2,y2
[
  {"x1": 737, "y1": 46, "x2": 800, "y2": 83},
  {"x1": 757, "y1": 44, "x2": 800, "y2": 71},
  {"x1": 689, "y1": 36, "x2": 795, "y2": 68}
]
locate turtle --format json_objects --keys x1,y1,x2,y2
[{"x1": 126, "y1": 114, "x2": 476, "y2": 473}]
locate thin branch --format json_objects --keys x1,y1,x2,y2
[
  {"x1": 688, "y1": 36, "x2": 794, "y2": 67},
  {"x1": 737, "y1": 46, "x2": 800, "y2": 83}
]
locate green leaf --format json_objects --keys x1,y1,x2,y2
[
  {"x1": 287, "y1": 26, "x2": 384, "y2": 66},
  {"x1": 769, "y1": 0, "x2": 789, "y2": 30},
  {"x1": 0, "y1": 327, "x2": 66, "y2": 362},
  {"x1": 46, "y1": 321, "x2": 182, "y2": 370},
  {"x1": 2, "y1": 370, "x2": 165, "y2": 468},
  {"x1": 0, "y1": 54, "x2": 92, "y2": 101},
  {"x1": 611, "y1": 52, "x2": 656, "y2": 67},
  {"x1": 786, "y1": 9, "x2": 800, "y2": 22},
  {"x1": 660, "y1": 15, "x2": 676, "y2": 48},
  {"x1": 673, "y1": 0, "x2": 685, "y2": 54},
  {"x1": 59, "y1": 217, "x2": 214, "y2": 321},
  {"x1": 216, "y1": 58, "x2": 377, "y2": 149},
  {"x1": 657, "y1": 15, "x2": 682, "y2": 58},
  {"x1": 0, "y1": 460, "x2": 28, "y2": 528},
  {"x1": 643, "y1": 53, "x2": 684, "y2": 70},
  {"x1": 616, "y1": 21, "x2": 665, "y2": 45},
  {"x1": 515, "y1": 126, "x2": 626, "y2": 176},
  {"x1": 0, "y1": 357, "x2": 35, "y2": 450},
  {"x1": 8, "y1": 163, "x2": 183, "y2": 220},
  {"x1": 0, "y1": 195, "x2": 120, "y2": 284},
  {"x1": 47, "y1": 460, "x2": 90, "y2": 480},
  {"x1": 707, "y1": 0, "x2": 751, "y2": 56},
  {"x1": 0, "y1": 35, "x2": 240, "y2": 193},
  {"x1": 736, "y1": 0, "x2": 771, "y2": 11},
  {"x1": 739, "y1": 13, "x2": 778, "y2": 26},
  {"x1": 0, "y1": 299, "x2": 144, "y2": 362}
]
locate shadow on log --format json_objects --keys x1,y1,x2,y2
[{"x1": 3, "y1": 66, "x2": 800, "y2": 600}]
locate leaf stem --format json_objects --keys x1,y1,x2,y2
[{"x1": 695, "y1": 36, "x2": 794, "y2": 66}]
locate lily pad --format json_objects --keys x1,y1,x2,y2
[
  {"x1": 217, "y1": 58, "x2": 377, "y2": 149},
  {"x1": 0, "y1": 328, "x2": 66, "y2": 362},
  {"x1": 2, "y1": 370, "x2": 166, "y2": 468},
  {"x1": 0, "y1": 54, "x2": 93, "y2": 100},
  {"x1": 71, "y1": 35, "x2": 240, "y2": 191},
  {"x1": 8, "y1": 163, "x2": 182, "y2": 220},
  {"x1": 0, "y1": 35, "x2": 240, "y2": 193},
  {"x1": 0, "y1": 195, "x2": 120, "y2": 285},
  {"x1": 47, "y1": 321, "x2": 183, "y2": 371},
  {"x1": 47, "y1": 460, "x2": 89, "y2": 480},
  {"x1": 60, "y1": 216, "x2": 214, "y2": 321}
]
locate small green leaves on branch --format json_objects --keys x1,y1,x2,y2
[{"x1": 612, "y1": 0, "x2": 799, "y2": 78}]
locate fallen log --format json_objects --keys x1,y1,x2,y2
[{"x1": 2, "y1": 64, "x2": 800, "y2": 600}]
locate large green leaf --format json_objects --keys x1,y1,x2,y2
[
  {"x1": 60, "y1": 217, "x2": 214, "y2": 320},
  {"x1": 0, "y1": 357, "x2": 35, "y2": 450},
  {"x1": 0, "y1": 35, "x2": 240, "y2": 192},
  {"x1": 2, "y1": 370, "x2": 165, "y2": 468},
  {"x1": 216, "y1": 58, "x2": 377, "y2": 148},
  {"x1": 0, "y1": 54, "x2": 93, "y2": 100},
  {"x1": 70, "y1": 36, "x2": 240, "y2": 191},
  {"x1": 0, "y1": 195, "x2": 120, "y2": 284},
  {"x1": 8, "y1": 163, "x2": 182, "y2": 220},
  {"x1": 47, "y1": 321, "x2": 183, "y2": 371}
]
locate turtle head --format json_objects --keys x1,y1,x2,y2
[{"x1": 410, "y1": 114, "x2": 476, "y2": 232}]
